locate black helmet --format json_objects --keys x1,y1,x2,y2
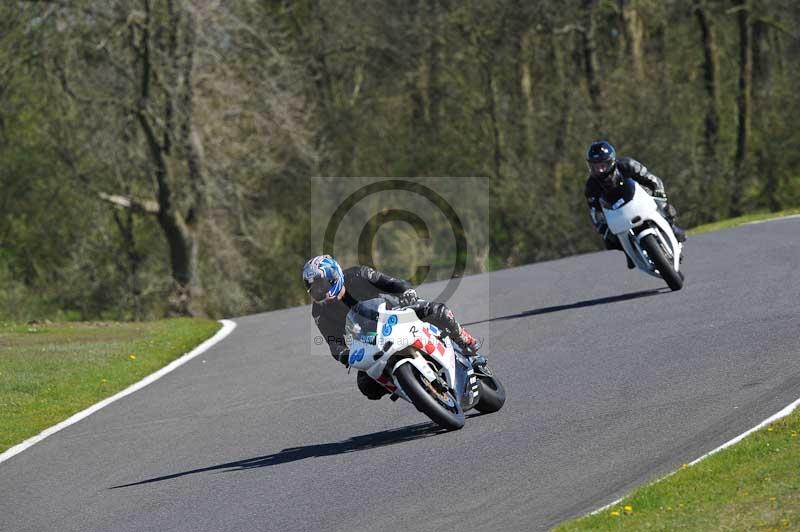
[{"x1": 586, "y1": 140, "x2": 617, "y2": 181}]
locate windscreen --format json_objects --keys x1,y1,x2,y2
[
  {"x1": 600, "y1": 178, "x2": 637, "y2": 209},
  {"x1": 344, "y1": 298, "x2": 383, "y2": 346}
]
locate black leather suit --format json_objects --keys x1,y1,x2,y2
[{"x1": 584, "y1": 157, "x2": 679, "y2": 250}]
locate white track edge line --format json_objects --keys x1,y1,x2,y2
[
  {"x1": 589, "y1": 394, "x2": 800, "y2": 515},
  {"x1": 744, "y1": 214, "x2": 800, "y2": 225},
  {"x1": 0, "y1": 319, "x2": 237, "y2": 465}
]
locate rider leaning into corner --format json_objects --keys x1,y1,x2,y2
[
  {"x1": 303, "y1": 255, "x2": 484, "y2": 400},
  {"x1": 583, "y1": 140, "x2": 687, "y2": 269}
]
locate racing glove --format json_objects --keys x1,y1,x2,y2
[
  {"x1": 398, "y1": 288, "x2": 419, "y2": 307},
  {"x1": 332, "y1": 345, "x2": 350, "y2": 367}
]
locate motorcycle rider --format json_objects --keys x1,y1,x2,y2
[
  {"x1": 584, "y1": 140, "x2": 686, "y2": 269},
  {"x1": 303, "y1": 255, "x2": 482, "y2": 400}
]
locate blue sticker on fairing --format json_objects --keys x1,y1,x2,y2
[
  {"x1": 382, "y1": 314, "x2": 399, "y2": 336},
  {"x1": 348, "y1": 347, "x2": 365, "y2": 365}
]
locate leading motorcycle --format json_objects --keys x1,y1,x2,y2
[{"x1": 345, "y1": 298, "x2": 505, "y2": 431}]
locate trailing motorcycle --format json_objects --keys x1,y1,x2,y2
[{"x1": 601, "y1": 178, "x2": 684, "y2": 291}]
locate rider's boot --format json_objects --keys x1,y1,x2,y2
[
  {"x1": 470, "y1": 354, "x2": 489, "y2": 371},
  {"x1": 422, "y1": 302, "x2": 486, "y2": 370},
  {"x1": 662, "y1": 202, "x2": 687, "y2": 243},
  {"x1": 625, "y1": 253, "x2": 635, "y2": 269},
  {"x1": 672, "y1": 224, "x2": 687, "y2": 243},
  {"x1": 454, "y1": 328, "x2": 487, "y2": 370},
  {"x1": 455, "y1": 327, "x2": 480, "y2": 352}
]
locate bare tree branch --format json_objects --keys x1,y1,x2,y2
[{"x1": 98, "y1": 192, "x2": 161, "y2": 214}]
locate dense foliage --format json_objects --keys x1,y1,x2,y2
[{"x1": 1, "y1": 0, "x2": 798, "y2": 320}]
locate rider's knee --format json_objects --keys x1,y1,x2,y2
[
  {"x1": 604, "y1": 235, "x2": 623, "y2": 251},
  {"x1": 667, "y1": 203, "x2": 678, "y2": 218},
  {"x1": 357, "y1": 371, "x2": 387, "y2": 399},
  {"x1": 429, "y1": 302, "x2": 454, "y2": 324}
]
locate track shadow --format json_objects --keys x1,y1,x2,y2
[
  {"x1": 110, "y1": 422, "x2": 444, "y2": 489},
  {"x1": 463, "y1": 288, "x2": 668, "y2": 327}
]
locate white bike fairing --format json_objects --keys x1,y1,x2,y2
[
  {"x1": 345, "y1": 301, "x2": 461, "y2": 405},
  {"x1": 602, "y1": 180, "x2": 682, "y2": 275},
  {"x1": 342, "y1": 297, "x2": 506, "y2": 429}
]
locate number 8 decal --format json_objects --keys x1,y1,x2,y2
[
  {"x1": 348, "y1": 347, "x2": 365, "y2": 366},
  {"x1": 382, "y1": 314, "x2": 399, "y2": 336}
]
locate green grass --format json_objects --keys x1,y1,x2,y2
[
  {"x1": 0, "y1": 318, "x2": 220, "y2": 453},
  {"x1": 689, "y1": 208, "x2": 800, "y2": 235},
  {"x1": 555, "y1": 407, "x2": 800, "y2": 531}
]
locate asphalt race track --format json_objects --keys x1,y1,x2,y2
[{"x1": 2, "y1": 218, "x2": 799, "y2": 532}]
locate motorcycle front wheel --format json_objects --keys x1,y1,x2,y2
[
  {"x1": 641, "y1": 233, "x2": 683, "y2": 291},
  {"x1": 394, "y1": 363, "x2": 465, "y2": 431}
]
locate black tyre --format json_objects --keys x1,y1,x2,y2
[
  {"x1": 641, "y1": 234, "x2": 683, "y2": 291},
  {"x1": 394, "y1": 363, "x2": 465, "y2": 431},
  {"x1": 474, "y1": 374, "x2": 506, "y2": 414}
]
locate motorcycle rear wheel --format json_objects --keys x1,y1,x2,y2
[{"x1": 474, "y1": 373, "x2": 506, "y2": 414}]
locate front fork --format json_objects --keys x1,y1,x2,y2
[
  {"x1": 453, "y1": 348, "x2": 480, "y2": 409},
  {"x1": 628, "y1": 227, "x2": 682, "y2": 273}
]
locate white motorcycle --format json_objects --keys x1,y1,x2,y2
[
  {"x1": 344, "y1": 298, "x2": 505, "y2": 431},
  {"x1": 601, "y1": 178, "x2": 684, "y2": 291}
]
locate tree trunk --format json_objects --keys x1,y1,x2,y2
[
  {"x1": 138, "y1": 0, "x2": 201, "y2": 316},
  {"x1": 694, "y1": 0, "x2": 721, "y2": 218},
  {"x1": 580, "y1": 0, "x2": 603, "y2": 132},
  {"x1": 286, "y1": 0, "x2": 338, "y2": 176},
  {"x1": 695, "y1": 1, "x2": 720, "y2": 159},
  {"x1": 552, "y1": 34, "x2": 573, "y2": 196},
  {"x1": 426, "y1": 0, "x2": 443, "y2": 141},
  {"x1": 178, "y1": 9, "x2": 204, "y2": 313},
  {"x1": 731, "y1": 0, "x2": 752, "y2": 216},
  {"x1": 519, "y1": 31, "x2": 536, "y2": 151},
  {"x1": 406, "y1": 0, "x2": 427, "y2": 174},
  {"x1": 482, "y1": 60, "x2": 503, "y2": 180},
  {"x1": 620, "y1": 0, "x2": 645, "y2": 81},
  {"x1": 112, "y1": 205, "x2": 143, "y2": 320},
  {"x1": 504, "y1": 0, "x2": 531, "y2": 162},
  {"x1": 752, "y1": 19, "x2": 770, "y2": 90}
]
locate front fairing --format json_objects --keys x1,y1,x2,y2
[
  {"x1": 599, "y1": 178, "x2": 638, "y2": 213},
  {"x1": 349, "y1": 299, "x2": 471, "y2": 406},
  {"x1": 346, "y1": 339, "x2": 382, "y2": 370},
  {"x1": 381, "y1": 311, "x2": 461, "y2": 399},
  {"x1": 601, "y1": 179, "x2": 658, "y2": 236},
  {"x1": 600, "y1": 180, "x2": 682, "y2": 274}
]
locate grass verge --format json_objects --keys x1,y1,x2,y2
[
  {"x1": 555, "y1": 407, "x2": 800, "y2": 530},
  {"x1": 689, "y1": 208, "x2": 800, "y2": 235},
  {"x1": 0, "y1": 318, "x2": 221, "y2": 453}
]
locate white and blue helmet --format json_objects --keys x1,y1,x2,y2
[{"x1": 303, "y1": 255, "x2": 345, "y2": 303}]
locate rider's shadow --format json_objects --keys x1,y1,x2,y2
[
  {"x1": 463, "y1": 288, "x2": 669, "y2": 327},
  {"x1": 110, "y1": 422, "x2": 443, "y2": 489}
]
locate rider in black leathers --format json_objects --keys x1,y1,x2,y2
[
  {"x1": 583, "y1": 140, "x2": 686, "y2": 268},
  {"x1": 303, "y1": 256, "x2": 480, "y2": 400}
]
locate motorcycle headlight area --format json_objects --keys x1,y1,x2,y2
[{"x1": 345, "y1": 298, "x2": 384, "y2": 345}]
